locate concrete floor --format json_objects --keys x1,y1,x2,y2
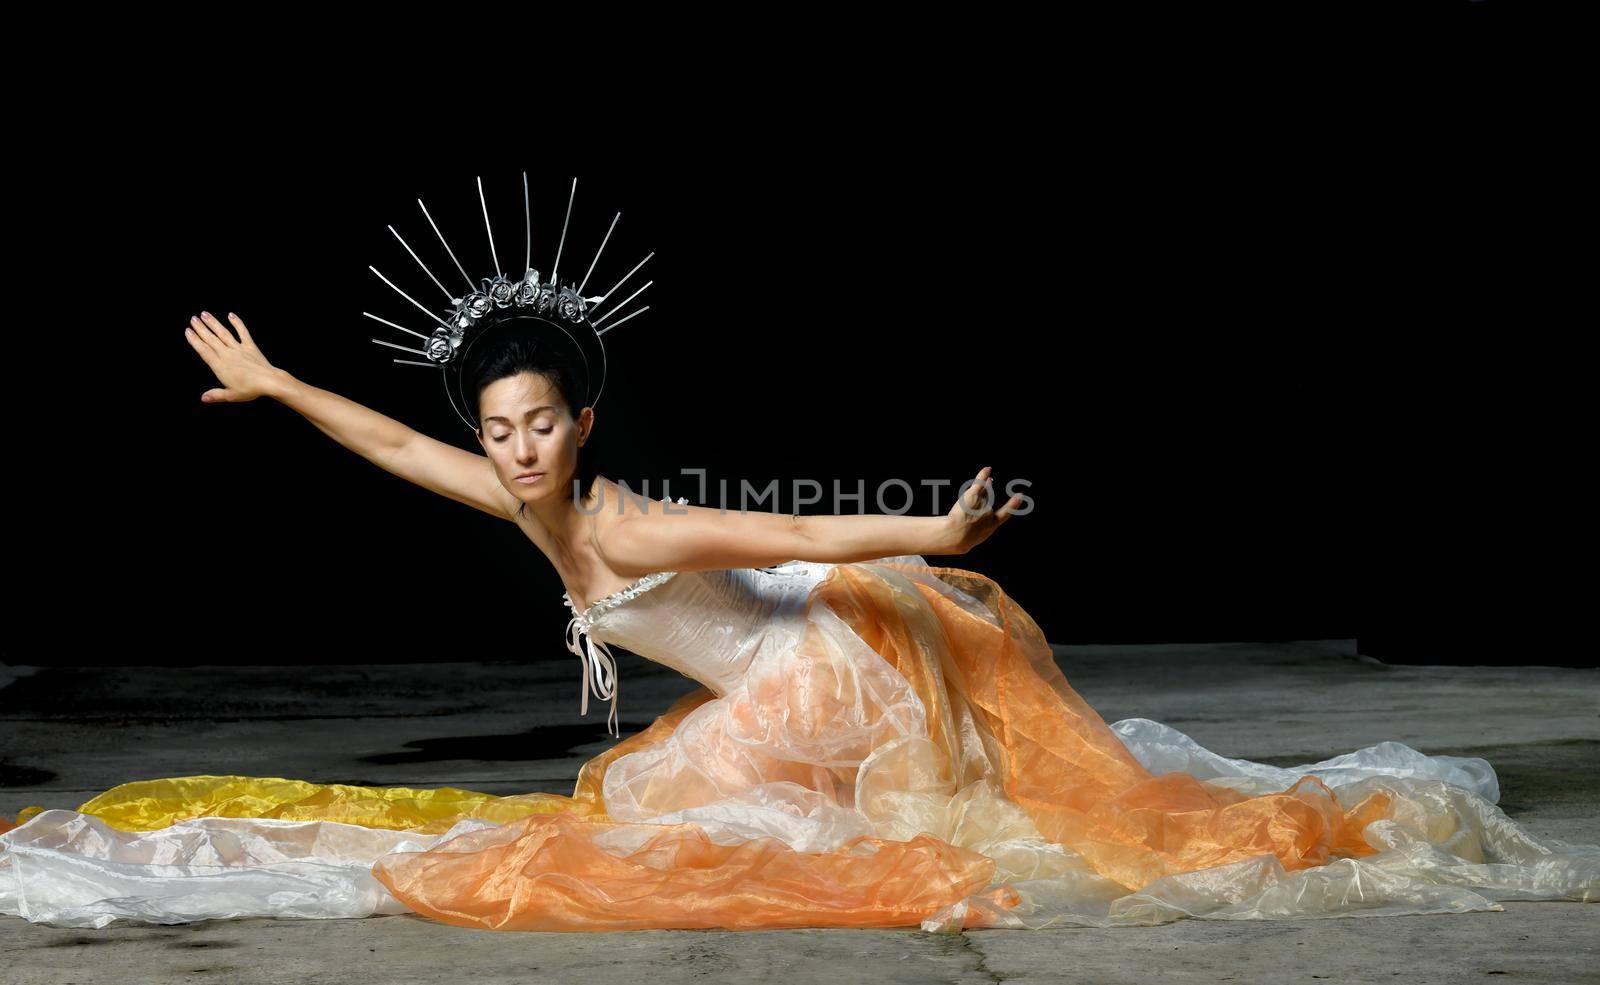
[{"x1": 3, "y1": 641, "x2": 1597, "y2": 984}]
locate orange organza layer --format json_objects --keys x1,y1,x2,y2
[
  {"x1": 365, "y1": 685, "x2": 1010, "y2": 931},
  {"x1": 857, "y1": 564, "x2": 1392, "y2": 893},
  {"x1": 372, "y1": 810, "x2": 1002, "y2": 931}
]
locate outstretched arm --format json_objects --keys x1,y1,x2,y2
[
  {"x1": 275, "y1": 379, "x2": 520, "y2": 523},
  {"x1": 597, "y1": 468, "x2": 1024, "y2": 575},
  {"x1": 184, "y1": 311, "x2": 519, "y2": 523}
]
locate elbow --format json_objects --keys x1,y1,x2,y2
[{"x1": 785, "y1": 513, "x2": 815, "y2": 564}]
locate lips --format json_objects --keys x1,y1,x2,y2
[{"x1": 515, "y1": 472, "x2": 544, "y2": 485}]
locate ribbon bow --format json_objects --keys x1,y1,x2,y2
[{"x1": 564, "y1": 613, "x2": 621, "y2": 738}]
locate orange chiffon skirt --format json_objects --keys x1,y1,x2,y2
[{"x1": 8, "y1": 560, "x2": 1422, "y2": 932}]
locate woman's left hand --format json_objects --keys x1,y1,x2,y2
[{"x1": 936, "y1": 467, "x2": 1025, "y2": 555}]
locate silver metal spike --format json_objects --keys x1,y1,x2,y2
[
  {"x1": 595, "y1": 305, "x2": 649, "y2": 337},
  {"x1": 369, "y1": 266, "x2": 457, "y2": 331},
  {"x1": 594, "y1": 252, "x2": 654, "y2": 314},
  {"x1": 523, "y1": 171, "x2": 531, "y2": 273},
  {"x1": 362, "y1": 311, "x2": 432, "y2": 342},
  {"x1": 477, "y1": 175, "x2": 501, "y2": 276},
  {"x1": 418, "y1": 197, "x2": 476, "y2": 293},
  {"x1": 393, "y1": 358, "x2": 437, "y2": 368},
  {"x1": 387, "y1": 226, "x2": 454, "y2": 303},
  {"x1": 372, "y1": 337, "x2": 429, "y2": 357},
  {"x1": 551, "y1": 176, "x2": 576, "y2": 284},
  {"x1": 578, "y1": 211, "x2": 621, "y2": 295},
  {"x1": 593, "y1": 281, "x2": 652, "y2": 327}
]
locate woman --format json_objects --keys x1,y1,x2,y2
[{"x1": 2, "y1": 314, "x2": 1595, "y2": 932}]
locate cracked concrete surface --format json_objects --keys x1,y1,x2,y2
[{"x1": 3, "y1": 641, "x2": 1597, "y2": 984}]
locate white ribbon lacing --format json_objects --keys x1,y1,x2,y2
[{"x1": 564, "y1": 613, "x2": 620, "y2": 738}]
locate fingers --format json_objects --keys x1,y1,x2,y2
[
  {"x1": 184, "y1": 320, "x2": 222, "y2": 369},
  {"x1": 227, "y1": 311, "x2": 255, "y2": 347},
  {"x1": 962, "y1": 467, "x2": 994, "y2": 513},
  {"x1": 201, "y1": 388, "x2": 231, "y2": 403},
  {"x1": 188, "y1": 314, "x2": 224, "y2": 351},
  {"x1": 995, "y1": 493, "x2": 1023, "y2": 522},
  {"x1": 960, "y1": 468, "x2": 1025, "y2": 526},
  {"x1": 197, "y1": 311, "x2": 238, "y2": 347}
]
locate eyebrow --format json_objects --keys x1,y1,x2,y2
[{"x1": 484, "y1": 405, "x2": 558, "y2": 425}]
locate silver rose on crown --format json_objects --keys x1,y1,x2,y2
[{"x1": 442, "y1": 267, "x2": 590, "y2": 353}]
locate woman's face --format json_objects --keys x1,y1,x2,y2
[{"x1": 475, "y1": 371, "x2": 591, "y2": 506}]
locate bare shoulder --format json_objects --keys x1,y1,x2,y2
[
  {"x1": 588, "y1": 476, "x2": 652, "y2": 538},
  {"x1": 589, "y1": 479, "x2": 702, "y2": 574}
]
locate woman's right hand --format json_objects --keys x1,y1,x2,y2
[{"x1": 183, "y1": 311, "x2": 286, "y2": 403}]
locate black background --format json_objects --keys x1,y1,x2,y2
[{"x1": 9, "y1": 16, "x2": 1570, "y2": 669}]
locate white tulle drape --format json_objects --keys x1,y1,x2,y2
[
  {"x1": 0, "y1": 811, "x2": 496, "y2": 928},
  {"x1": 918, "y1": 721, "x2": 1600, "y2": 931}
]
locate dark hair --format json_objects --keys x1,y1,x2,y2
[{"x1": 463, "y1": 327, "x2": 602, "y2": 516}]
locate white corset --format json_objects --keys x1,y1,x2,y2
[{"x1": 560, "y1": 501, "x2": 841, "y2": 736}]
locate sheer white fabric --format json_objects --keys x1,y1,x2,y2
[{"x1": 0, "y1": 810, "x2": 495, "y2": 928}]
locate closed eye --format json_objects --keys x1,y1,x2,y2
[{"x1": 494, "y1": 428, "x2": 553, "y2": 443}]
